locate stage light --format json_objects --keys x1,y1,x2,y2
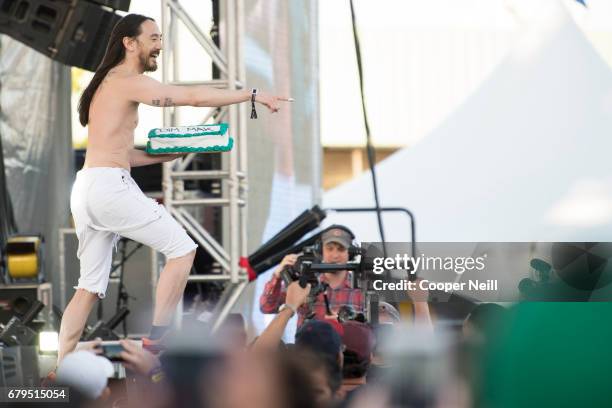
[
  {"x1": 39, "y1": 330, "x2": 59, "y2": 353},
  {"x1": 5, "y1": 235, "x2": 43, "y2": 281},
  {"x1": 0, "y1": 300, "x2": 44, "y2": 346},
  {"x1": 39, "y1": 308, "x2": 59, "y2": 353}
]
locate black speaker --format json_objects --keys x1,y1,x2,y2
[
  {"x1": 0, "y1": 0, "x2": 72, "y2": 52},
  {"x1": 54, "y1": 0, "x2": 121, "y2": 71},
  {"x1": 88, "y1": 0, "x2": 130, "y2": 12},
  {"x1": 0, "y1": 0, "x2": 122, "y2": 71}
]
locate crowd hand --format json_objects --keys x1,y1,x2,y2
[
  {"x1": 119, "y1": 339, "x2": 161, "y2": 376},
  {"x1": 273, "y1": 254, "x2": 299, "y2": 278},
  {"x1": 44, "y1": 338, "x2": 103, "y2": 386},
  {"x1": 75, "y1": 337, "x2": 103, "y2": 355},
  {"x1": 286, "y1": 281, "x2": 311, "y2": 309},
  {"x1": 408, "y1": 278, "x2": 430, "y2": 303},
  {"x1": 408, "y1": 279, "x2": 433, "y2": 328},
  {"x1": 255, "y1": 91, "x2": 293, "y2": 113}
]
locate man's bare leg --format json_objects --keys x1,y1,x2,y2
[
  {"x1": 57, "y1": 251, "x2": 194, "y2": 362},
  {"x1": 152, "y1": 250, "x2": 196, "y2": 327},
  {"x1": 57, "y1": 289, "x2": 99, "y2": 363}
]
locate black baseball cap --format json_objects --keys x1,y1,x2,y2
[
  {"x1": 295, "y1": 320, "x2": 343, "y2": 362},
  {"x1": 321, "y1": 226, "x2": 353, "y2": 249}
]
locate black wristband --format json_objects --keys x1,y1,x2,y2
[{"x1": 250, "y1": 88, "x2": 258, "y2": 119}]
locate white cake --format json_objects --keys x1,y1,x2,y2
[{"x1": 146, "y1": 123, "x2": 233, "y2": 154}]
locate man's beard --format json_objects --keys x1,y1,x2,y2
[{"x1": 140, "y1": 51, "x2": 158, "y2": 72}]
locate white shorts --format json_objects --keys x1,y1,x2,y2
[{"x1": 70, "y1": 167, "x2": 197, "y2": 298}]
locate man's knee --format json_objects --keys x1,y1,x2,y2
[
  {"x1": 180, "y1": 248, "x2": 196, "y2": 264},
  {"x1": 72, "y1": 288, "x2": 100, "y2": 305},
  {"x1": 186, "y1": 248, "x2": 197, "y2": 260},
  {"x1": 167, "y1": 249, "x2": 196, "y2": 274},
  {"x1": 167, "y1": 246, "x2": 196, "y2": 262}
]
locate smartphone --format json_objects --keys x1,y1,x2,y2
[{"x1": 100, "y1": 341, "x2": 124, "y2": 362}]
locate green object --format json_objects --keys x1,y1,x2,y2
[
  {"x1": 477, "y1": 303, "x2": 612, "y2": 408},
  {"x1": 146, "y1": 137, "x2": 234, "y2": 154}
]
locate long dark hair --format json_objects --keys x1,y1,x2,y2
[{"x1": 78, "y1": 14, "x2": 154, "y2": 126}]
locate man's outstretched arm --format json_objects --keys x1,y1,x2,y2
[{"x1": 122, "y1": 75, "x2": 288, "y2": 112}]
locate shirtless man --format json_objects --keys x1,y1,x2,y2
[{"x1": 58, "y1": 14, "x2": 288, "y2": 363}]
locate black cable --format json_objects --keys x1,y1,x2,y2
[
  {"x1": 323, "y1": 285, "x2": 333, "y2": 315},
  {"x1": 113, "y1": 239, "x2": 143, "y2": 337},
  {"x1": 348, "y1": 0, "x2": 387, "y2": 257},
  {"x1": 116, "y1": 239, "x2": 128, "y2": 337}
]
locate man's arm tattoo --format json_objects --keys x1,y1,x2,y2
[
  {"x1": 152, "y1": 99, "x2": 161, "y2": 106},
  {"x1": 163, "y1": 97, "x2": 175, "y2": 107}
]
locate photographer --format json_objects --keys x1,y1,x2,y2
[{"x1": 259, "y1": 225, "x2": 365, "y2": 327}]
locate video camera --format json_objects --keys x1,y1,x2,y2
[
  {"x1": 276, "y1": 243, "x2": 380, "y2": 322},
  {"x1": 278, "y1": 245, "x2": 322, "y2": 290},
  {"x1": 278, "y1": 244, "x2": 379, "y2": 288}
]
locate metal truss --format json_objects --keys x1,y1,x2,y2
[{"x1": 160, "y1": 0, "x2": 248, "y2": 331}]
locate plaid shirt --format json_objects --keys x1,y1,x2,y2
[{"x1": 259, "y1": 274, "x2": 365, "y2": 327}]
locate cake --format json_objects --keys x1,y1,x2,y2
[{"x1": 146, "y1": 123, "x2": 234, "y2": 154}]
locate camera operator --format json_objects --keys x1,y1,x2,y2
[{"x1": 259, "y1": 225, "x2": 365, "y2": 327}]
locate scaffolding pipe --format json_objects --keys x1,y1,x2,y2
[{"x1": 160, "y1": 0, "x2": 248, "y2": 328}]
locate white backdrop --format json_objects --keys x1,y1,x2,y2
[{"x1": 324, "y1": 1, "x2": 612, "y2": 244}]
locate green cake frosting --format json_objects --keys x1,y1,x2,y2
[{"x1": 146, "y1": 137, "x2": 234, "y2": 154}]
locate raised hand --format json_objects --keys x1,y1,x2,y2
[
  {"x1": 119, "y1": 339, "x2": 161, "y2": 376},
  {"x1": 286, "y1": 281, "x2": 311, "y2": 309},
  {"x1": 273, "y1": 254, "x2": 299, "y2": 278}
]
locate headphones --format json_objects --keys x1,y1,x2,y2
[{"x1": 314, "y1": 224, "x2": 360, "y2": 261}]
